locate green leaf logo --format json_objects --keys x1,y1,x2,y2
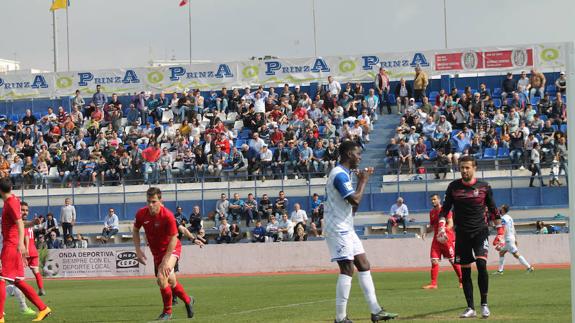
[
  {"x1": 147, "y1": 71, "x2": 164, "y2": 84},
  {"x1": 243, "y1": 66, "x2": 259, "y2": 79},
  {"x1": 56, "y1": 76, "x2": 73, "y2": 89},
  {"x1": 339, "y1": 60, "x2": 356, "y2": 73}
]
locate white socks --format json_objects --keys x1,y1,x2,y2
[
  {"x1": 357, "y1": 271, "x2": 381, "y2": 314},
  {"x1": 336, "y1": 274, "x2": 352, "y2": 321},
  {"x1": 498, "y1": 256, "x2": 505, "y2": 272},
  {"x1": 518, "y1": 255, "x2": 531, "y2": 269},
  {"x1": 6, "y1": 284, "x2": 28, "y2": 311}
]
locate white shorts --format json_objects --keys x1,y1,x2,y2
[
  {"x1": 502, "y1": 240, "x2": 518, "y2": 254},
  {"x1": 326, "y1": 231, "x2": 365, "y2": 262}
]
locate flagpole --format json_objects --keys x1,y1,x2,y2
[
  {"x1": 312, "y1": 0, "x2": 318, "y2": 57},
  {"x1": 52, "y1": 0, "x2": 58, "y2": 72},
  {"x1": 65, "y1": 3, "x2": 70, "y2": 71},
  {"x1": 188, "y1": 0, "x2": 192, "y2": 65}
]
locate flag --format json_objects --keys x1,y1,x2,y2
[
  {"x1": 179, "y1": 0, "x2": 189, "y2": 6},
  {"x1": 50, "y1": 0, "x2": 69, "y2": 11}
]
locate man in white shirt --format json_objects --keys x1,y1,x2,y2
[
  {"x1": 494, "y1": 205, "x2": 534, "y2": 274},
  {"x1": 277, "y1": 212, "x2": 294, "y2": 241},
  {"x1": 328, "y1": 76, "x2": 341, "y2": 97},
  {"x1": 386, "y1": 197, "x2": 409, "y2": 234},
  {"x1": 259, "y1": 144, "x2": 273, "y2": 180},
  {"x1": 101, "y1": 208, "x2": 120, "y2": 243},
  {"x1": 60, "y1": 197, "x2": 77, "y2": 237},
  {"x1": 290, "y1": 203, "x2": 308, "y2": 227}
]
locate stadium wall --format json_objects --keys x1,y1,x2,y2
[{"x1": 42, "y1": 234, "x2": 568, "y2": 278}]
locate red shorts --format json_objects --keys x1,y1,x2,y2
[
  {"x1": 152, "y1": 244, "x2": 182, "y2": 269},
  {"x1": 1, "y1": 246, "x2": 25, "y2": 281},
  {"x1": 430, "y1": 239, "x2": 455, "y2": 260},
  {"x1": 26, "y1": 255, "x2": 39, "y2": 268}
]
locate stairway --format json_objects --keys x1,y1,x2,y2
[{"x1": 359, "y1": 112, "x2": 400, "y2": 173}]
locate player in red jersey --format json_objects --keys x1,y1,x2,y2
[
  {"x1": 422, "y1": 194, "x2": 462, "y2": 289},
  {"x1": 21, "y1": 202, "x2": 46, "y2": 296},
  {"x1": 0, "y1": 178, "x2": 51, "y2": 322},
  {"x1": 133, "y1": 187, "x2": 203, "y2": 320}
]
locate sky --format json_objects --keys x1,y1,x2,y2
[{"x1": 0, "y1": 0, "x2": 573, "y2": 72}]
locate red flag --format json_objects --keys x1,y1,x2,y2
[{"x1": 179, "y1": 0, "x2": 188, "y2": 6}]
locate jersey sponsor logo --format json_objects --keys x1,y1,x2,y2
[
  {"x1": 473, "y1": 189, "x2": 479, "y2": 197},
  {"x1": 344, "y1": 182, "x2": 353, "y2": 191}
]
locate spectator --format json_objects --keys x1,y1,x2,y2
[
  {"x1": 386, "y1": 197, "x2": 409, "y2": 234},
  {"x1": 529, "y1": 69, "x2": 546, "y2": 101},
  {"x1": 374, "y1": 67, "x2": 391, "y2": 115},
  {"x1": 141, "y1": 142, "x2": 161, "y2": 184},
  {"x1": 228, "y1": 193, "x2": 245, "y2": 223},
  {"x1": 290, "y1": 203, "x2": 308, "y2": 228},
  {"x1": 293, "y1": 222, "x2": 307, "y2": 241},
  {"x1": 398, "y1": 139, "x2": 412, "y2": 174},
  {"x1": 509, "y1": 129, "x2": 525, "y2": 170},
  {"x1": 394, "y1": 78, "x2": 412, "y2": 115},
  {"x1": 251, "y1": 220, "x2": 266, "y2": 243},
  {"x1": 259, "y1": 144, "x2": 273, "y2": 180},
  {"x1": 327, "y1": 75, "x2": 341, "y2": 97},
  {"x1": 196, "y1": 228, "x2": 208, "y2": 245},
  {"x1": 243, "y1": 193, "x2": 258, "y2": 225},
  {"x1": 266, "y1": 216, "x2": 280, "y2": 242},
  {"x1": 74, "y1": 234, "x2": 88, "y2": 248},
  {"x1": 60, "y1": 197, "x2": 76, "y2": 237},
  {"x1": 46, "y1": 231, "x2": 63, "y2": 249},
  {"x1": 214, "y1": 193, "x2": 229, "y2": 228},
  {"x1": 555, "y1": 72, "x2": 567, "y2": 95},
  {"x1": 188, "y1": 205, "x2": 203, "y2": 233},
  {"x1": 258, "y1": 193, "x2": 273, "y2": 220},
  {"x1": 216, "y1": 218, "x2": 231, "y2": 244},
  {"x1": 529, "y1": 142, "x2": 546, "y2": 188},
  {"x1": 273, "y1": 191, "x2": 289, "y2": 217},
  {"x1": 277, "y1": 212, "x2": 294, "y2": 241},
  {"x1": 92, "y1": 85, "x2": 108, "y2": 108},
  {"x1": 101, "y1": 208, "x2": 119, "y2": 244},
  {"x1": 413, "y1": 65, "x2": 429, "y2": 101},
  {"x1": 229, "y1": 221, "x2": 242, "y2": 243},
  {"x1": 310, "y1": 193, "x2": 324, "y2": 227},
  {"x1": 385, "y1": 138, "x2": 400, "y2": 173},
  {"x1": 501, "y1": 72, "x2": 517, "y2": 102}
]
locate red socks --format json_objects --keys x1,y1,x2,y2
[
  {"x1": 14, "y1": 280, "x2": 46, "y2": 311},
  {"x1": 430, "y1": 262, "x2": 439, "y2": 286},
  {"x1": 34, "y1": 272, "x2": 44, "y2": 290},
  {"x1": 452, "y1": 262, "x2": 463, "y2": 283},
  {"x1": 0, "y1": 280, "x2": 5, "y2": 318},
  {"x1": 172, "y1": 282, "x2": 191, "y2": 304},
  {"x1": 159, "y1": 286, "x2": 173, "y2": 314}
]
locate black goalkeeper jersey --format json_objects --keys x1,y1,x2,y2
[{"x1": 439, "y1": 178, "x2": 500, "y2": 235}]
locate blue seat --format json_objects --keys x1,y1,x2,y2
[
  {"x1": 530, "y1": 97, "x2": 540, "y2": 106},
  {"x1": 540, "y1": 114, "x2": 548, "y2": 122},
  {"x1": 552, "y1": 125, "x2": 559, "y2": 132},
  {"x1": 425, "y1": 140, "x2": 432, "y2": 151},
  {"x1": 483, "y1": 148, "x2": 497, "y2": 159},
  {"x1": 388, "y1": 94, "x2": 396, "y2": 105},
  {"x1": 428, "y1": 150, "x2": 437, "y2": 159},
  {"x1": 235, "y1": 139, "x2": 245, "y2": 148},
  {"x1": 239, "y1": 130, "x2": 251, "y2": 140},
  {"x1": 546, "y1": 85, "x2": 556, "y2": 96},
  {"x1": 560, "y1": 124, "x2": 567, "y2": 133},
  {"x1": 492, "y1": 88, "x2": 502, "y2": 98},
  {"x1": 33, "y1": 113, "x2": 42, "y2": 120},
  {"x1": 429, "y1": 91, "x2": 439, "y2": 101},
  {"x1": 497, "y1": 147, "x2": 510, "y2": 158},
  {"x1": 493, "y1": 98, "x2": 502, "y2": 108},
  {"x1": 10, "y1": 114, "x2": 19, "y2": 123}
]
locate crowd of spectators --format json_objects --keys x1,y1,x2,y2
[
  {"x1": 384, "y1": 69, "x2": 568, "y2": 181},
  {"x1": 2, "y1": 75, "x2": 385, "y2": 188}
]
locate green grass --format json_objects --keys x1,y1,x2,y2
[{"x1": 3, "y1": 268, "x2": 570, "y2": 322}]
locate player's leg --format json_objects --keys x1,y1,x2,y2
[
  {"x1": 0, "y1": 279, "x2": 6, "y2": 322},
  {"x1": 472, "y1": 230, "x2": 491, "y2": 318},
  {"x1": 444, "y1": 243, "x2": 462, "y2": 286},
  {"x1": 496, "y1": 249, "x2": 507, "y2": 274},
  {"x1": 423, "y1": 258, "x2": 439, "y2": 289},
  {"x1": 29, "y1": 258, "x2": 45, "y2": 295},
  {"x1": 168, "y1": 272, "x2": 195, "y2": 318},
  {"x1": 510, "y1": 244, "x2": 534, "y2": 272},
  {"x1": 455, "y1": 233, "x2": 476, "y2": 317},
  {"x1": 155, "y1": 257, "x2": 177, "y2": 319},
  {"x1": 335, "y1": 260, "x2": 354, "y2": 323},
  {"x1": 6, "y1": 282, "x2": 35, "y2": 315},
  {"x1": 352, "y1": 234, "x2": 397, "y2": 321}
]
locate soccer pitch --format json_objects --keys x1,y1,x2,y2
[{"x1": 3, "y1": 268, "x2": 570, "y2": 322}]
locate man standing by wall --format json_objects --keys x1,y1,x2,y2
[
  {"x1": 413, "y1": 65, "x2": 428, "y2": 102},
  {"x1": 60, "y1": 197, "x2": 76, "y2": 237},
  {"x1": 374, "y1": 67, "x2": 391, "y2": 115}
]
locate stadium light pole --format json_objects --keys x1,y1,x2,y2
[
  {"x1": 51, "y1": 0, "x2": 58, "y2": 72},
  {"x1": 442, "y1": 0, "x2": 448, "y2": 49},
  {"x1": 312, "y1": 0, "x2": 318, "y2": 57},
  {"x1": 188, "y1": 0, "x2": 192, "y2": 65},
  {"x1": 567, "y1": 41, "x2": 575, "y2": 323}
]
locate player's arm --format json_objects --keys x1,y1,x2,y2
[
  {"x1": 438, "y1": 183, "x2": 453, "y2": 223},
  {"x1": 17, "y1": 219, "x2": 28, "y2": 257},
  {"x1": 132, "y1": 224, "x2": 147, "y2": 265},
  {"x1": 178, "y1": 225, "x2": 204, "y2": 248},
  {"x1": 24, "y1": 230, "x2": 30, "y2": 251},
  {"x1": 341, "y1": 167, "x2": 373, "y2": 208},
  {"x1": 445, "y1": 217, "x2": 454, "y2": 231},
  {"x1": 486, "y1": 185, "x2": 505, "y2": 246}
]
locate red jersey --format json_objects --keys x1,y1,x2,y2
[
  {"x1": 430, "y1": 207, "x2": 454, "y2": 241},
  {"x1": 134, "y1": 206, "x2": 181, "y2": 259},
  {"x1": 26, "y1": 227, "x2": 38, "y2": 257},
  {"x1": 1, "y1": 195, "x2": 22, "y2": 247}
]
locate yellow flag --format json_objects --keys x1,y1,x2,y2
[{"x1": 50, "y1": 0, "x2": 68, "y2": 11}]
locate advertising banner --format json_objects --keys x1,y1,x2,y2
[
  {"x1": 44, "y1": 248, "x2": 146, "y2": 278},
  {"x1": 0, "y1": 42, "x2": 566, "y2": 100}
]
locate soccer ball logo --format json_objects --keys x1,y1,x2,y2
[{"x1": 43, "y1": 257, "x2": 60, "y2": 277}]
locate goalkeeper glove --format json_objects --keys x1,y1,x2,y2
[{"x1": 493, "y1": 224, "x2": 505, "y2": 249}]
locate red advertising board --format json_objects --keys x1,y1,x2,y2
[{"x1": 435, "y1": 48, "x2": 533, "y2": 71}]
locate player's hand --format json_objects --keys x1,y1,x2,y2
[
  {"x1": 493, "y1": 234, "x2": 505, "y2": 250},
  {"x1": 356, "y1": 167, "x2": 374, "y2": 181},
  {"x1": 436, "y1": 229, "x2": 448, "y2": 244},
  {"x1": 18, "y1": 243, "x2": 28, "y2": 258},
  {"x1": 194, "y1": 239, "x2": 205, "y2": 248},
  {"x1": 135, "y1": 248, "x2": 147, "y2": 265},
  {"x1": 158, "y1": 261, "x2": 173, "y2": 278}
]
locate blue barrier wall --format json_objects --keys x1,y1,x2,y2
[
  {"x1": 26, "y1": 186, "x2": 569, "y2": 224},
  {"x1": 0, "y1": 72, "x2": 562, "y2": 117}
]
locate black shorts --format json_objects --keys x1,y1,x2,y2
[
  {"x1": 153, "y1": 259, "x2": 180, "y2": 277},
  {"x1": 454, "y1": 228, "x2": 489, "y2": 265}
]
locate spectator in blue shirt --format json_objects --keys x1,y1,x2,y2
[
  {"x1": 92, "y1": 85, "x2": 108, "y2": 108},
  {"x1": 297, "y1": 141, "x2": 313, "y2": 178},
  {"x1": 452, "y1": 131, "x2": 471, "y2": 164},
  {"x1": 251, "y1": 220, "x2": 266, "y2": 243},
  {"x1": 311, "y1": 140, "x2": 327, "y2": 175},
  {"x1": 126, "y1": 104, "x2": 141, "y2": 127},
  {"x1": 310, "y1": 193, "x2": 324, "y2": 226},
  {"x1": 228, "y1": 193, "x2": 245, "y2": 223}
]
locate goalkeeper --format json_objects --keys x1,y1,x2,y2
[
  {"x1": 422, "y1": 194, "x2": 462, "y2": 290},
  {"x1": 438, "y1": 156, "x2": 502, "y2": 319}
]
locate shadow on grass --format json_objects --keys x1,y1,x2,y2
[{"x1": 398, "y1": 306, "x2": 462, "y2": 320}]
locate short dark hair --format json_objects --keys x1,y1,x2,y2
[
  {"x1": 0, "y1": 178, "x2": 12, "y2": 194},
  {"x1": 500, "y1": 204, "x2": 509, "y2": 214},
  {"x1": 458, "y1": 155, "x2": 477, "y2": 167},
  {"x1": 20, "y1": 201, "x2": 28, "y2": 207},
  {"x1": 430, "y1": 193, "x2": 440, "y2": 199},
  {"x1": 339, "y1": 140, "x2": 360, "y2": 161},
  {"x1": 146, "y1": 187, "x2": 162, "y2": 200}
]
